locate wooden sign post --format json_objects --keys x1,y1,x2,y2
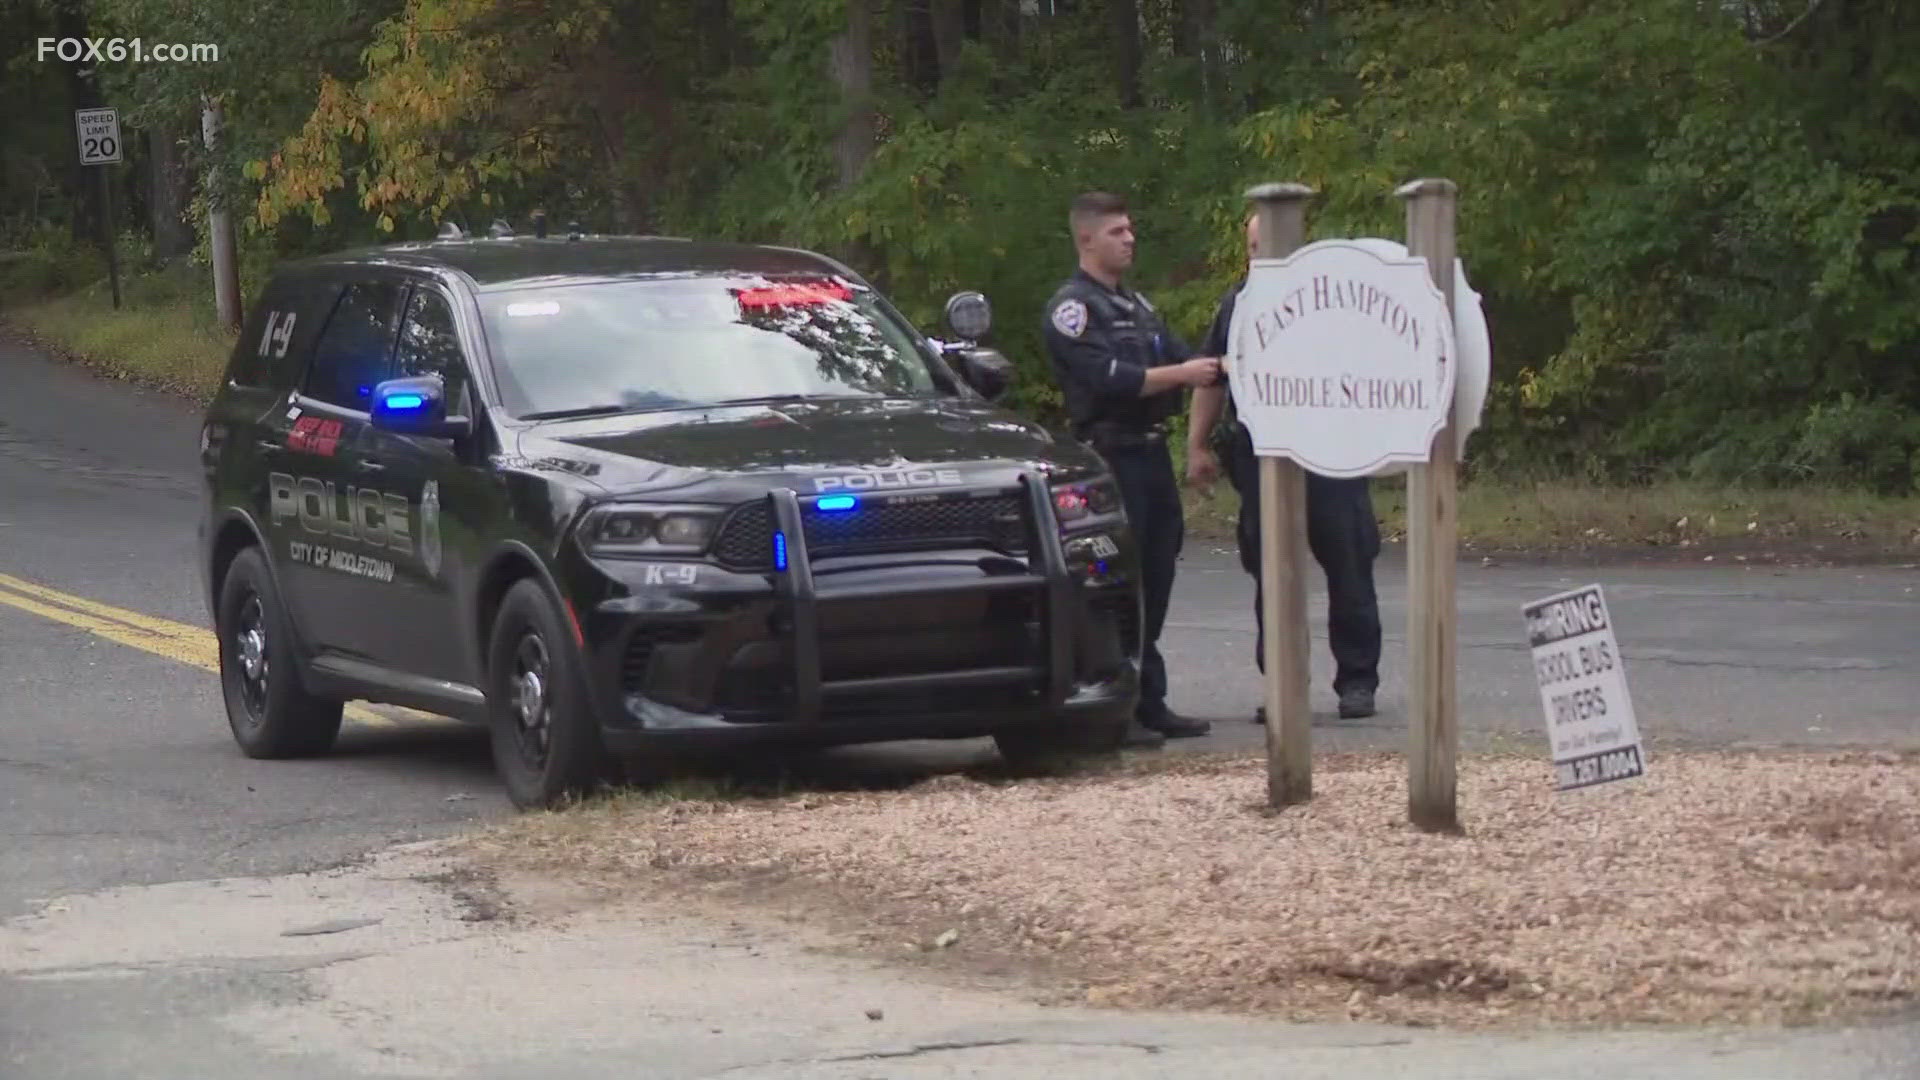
[
  {"x1": 1246, "y1": 183, "x2": 1317, "y2": 808},
  {"x1": 1397, "y1": 178, "x2": 1462, "y2": 833},
  {"x1": 1225, "y1": 180, "x2": 1472, "y2": 820}
]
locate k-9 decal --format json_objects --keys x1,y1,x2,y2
[
  {"x1": 257, "y1": 310, "x2": 297, "y2": 359},
  {"x1": 642, "y1": 564, "x2": 699, "y2": 586}
]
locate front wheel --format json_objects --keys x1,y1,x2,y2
[
  {"x1": 216, "y1": 546, "x2": 343, "y2": 758},
  {"x1": 993, "y1": 706, "x2": 1130, "y2": 771},
  {"x1": 485, "y1": 580, "x2": 608, "y2": 810}
]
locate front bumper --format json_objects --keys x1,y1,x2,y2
[{"x1": 570, "y1": 470, "x2": 1142, "y2": 751}]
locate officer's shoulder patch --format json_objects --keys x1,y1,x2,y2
[{"x1": 1051, "y1": 298, "x2": 1088, "y2": 338}]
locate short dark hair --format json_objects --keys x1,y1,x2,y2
[{"x1": 1070, "y1": 191, "x2": 1129, "y2": 236}]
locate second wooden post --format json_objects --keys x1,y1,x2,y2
[{"x1": 1396, "y1": 178, "x2": 1462, "y2": 833}]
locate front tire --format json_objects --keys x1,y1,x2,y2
[
  {"x1": 485, "y1": 580, "x2": 607, "y2": 810},
  {"x1": 216, "y1": 546, "x2": 343, "y2": 758},
  {"x1": 993, "y1": 706, "x2": 1129, "y2": 771}
]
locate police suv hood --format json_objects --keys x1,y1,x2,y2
[{"x1": 511, "y1": 397, "x2": 1103, "y2": 494}]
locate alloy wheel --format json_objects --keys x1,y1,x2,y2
[
  {"x1": 509, "y1": 630, "x2": 552, "y2": 769},
  {"x1": 233, "y1": 593, "x2": 270, "y2": 723}
]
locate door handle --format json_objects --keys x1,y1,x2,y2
[
  {"x1": 354, "y1": 458, "x2": 386, "y2": 474},
  {"x1": 255, "y1": 439, "x2": 283, "y2": 455}
]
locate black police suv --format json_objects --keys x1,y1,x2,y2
[{"x1": 197, "y1": 228, "x2": 1144, "y2": 808}]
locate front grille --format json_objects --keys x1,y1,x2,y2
[{"x1": 711, "y1": 493, "x2": 1030, "y2": 569}]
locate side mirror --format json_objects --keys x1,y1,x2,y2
[
  {"x1": 370, "y1": 375, "x2": 472, "y2": 440},
  {"x1": 944, "y1": 290, "x2": 992, "y2": 342},
  {"x1": 955, "y1": 348, "x2": 1013, "y2": 402}
]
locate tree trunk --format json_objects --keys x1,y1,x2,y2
[
  {"x1": 1108, "y1": 0, "x2": 1141, "y2": 109},
  {"x1": 896, "y1": 0, "x2": 938, "y2": 96},
  {"x1": 702, "y1": 0, "x2": 736, "y2": 72},
  {"x1": 56, "y1": 0, "x2": 102, "y2": 242},
  {"x1": 979, "y1": 0, "x2": 1019, "y2": 63},
  {"x1": 1182, "y1": 0, "x2": 1218, "y2": 115},
  {"x1": 829, "y1": 0, "x2": 876, "y2": 191},
  {"x1": 931, "y1": 0, "x2": 966, "y2": 85},
  {"x1": 147, "y1": 126, "x2": 194, "y2": 261}
]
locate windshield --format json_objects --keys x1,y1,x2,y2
[{"x1": 477, "y1": 276, "x2": 947, "y2": 418}]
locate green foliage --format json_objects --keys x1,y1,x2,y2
[
  {"x1": 0, "y1": 229, "x2": 107, "y2": 303},
  {"x1": 7, "y1": 0, "x2": 1919, "y2": 491}
]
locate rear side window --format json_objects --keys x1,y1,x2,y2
[{"x1": 302, "y1": 280, "x2": 404, "y2": 411}]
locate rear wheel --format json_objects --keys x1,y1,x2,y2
[
  {"x1": 486, "y1": 580, "x2": 608, "y2": 810},
  {"x1": 216, "y1": 546, "x2": 343, "y2": 758},
  {"x1": 993, "y1": 706, "x2": 1129, "y2": 771}
]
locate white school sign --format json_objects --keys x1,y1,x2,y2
[{"x1": 1224, "y1": 239, "x2": 1457, "y2": 478}]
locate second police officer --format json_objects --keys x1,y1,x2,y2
[
  {"x1": 1187, "y1": 213, "x2": 1384, "y2": 723},
  {"x1": 1041, "y1": 192, "x2": 1224, "y2": 746}
]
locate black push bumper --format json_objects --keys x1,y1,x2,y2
[{"x1": 586, "y1": 469, "x2": 1139, "y2": 751}]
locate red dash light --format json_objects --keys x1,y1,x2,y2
[{"x1": 735, "y1": 281, "x2": 852, "y2": 309}]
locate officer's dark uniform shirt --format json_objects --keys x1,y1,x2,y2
[
  {"x1": 1041, "y1": 270, "x2": 1193, "y2": 441},
  {"x1": 1040, "y1": 268, "x2": 1196, "y2": 722}
]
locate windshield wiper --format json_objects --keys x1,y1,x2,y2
[
  {"x1": 706, "y1": 394, "x2": 816, "y2": 407},
  {"x1": 520, "y1": 405, "x2": 630, "y2": 420}
]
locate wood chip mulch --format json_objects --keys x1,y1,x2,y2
[{"x1": 464, "y1": 749, "x2": 1920, "y2": 1029}]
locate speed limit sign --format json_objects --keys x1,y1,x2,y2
[{"x1": 75, "y1": 108, "x2": 123, "y2": 165}]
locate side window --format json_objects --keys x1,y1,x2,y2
[
  {"x1": 302, "y1": 280, "x2": 403, "y2": 411},
  {"x1": 395, "y1": 287, "x2": 471, "y2": 413}
]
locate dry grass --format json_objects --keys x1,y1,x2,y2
[
  {"x1": 1179, "y1": 468, "x2": 1920, "y2": 555},
  {"x1": 3, "y1": 281, "x2": 236, "y2": 399},
  {"x1": 461, "y1": 749, "x2": 1920, "y2": 1030}
]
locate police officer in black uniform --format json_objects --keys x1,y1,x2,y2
[
  {"x1": 1041, "y1": 192, "x2": 1223, "y2": 744},
  {"x1": 1187, "y1": 213, "x2": 1383, "y2": 721}
]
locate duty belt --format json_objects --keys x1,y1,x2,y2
[{"x1": 1080, "y1": 422, "x2": 1169, "y2": 451}]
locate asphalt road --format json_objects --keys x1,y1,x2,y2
[
  {"x1": 0, "y1": 342, "x2": 501, "y2": 923},
  {"x1": 2, "y1": 334, "x2": 1916, "y2": 1078}
]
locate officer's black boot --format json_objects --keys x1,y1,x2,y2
[
  {"x1": 1138, "y1": 705, "x2": 1210, "y2": 738},
  {"x1": 1338, "y1": 687, "x2": 1377, "y2": 719}
]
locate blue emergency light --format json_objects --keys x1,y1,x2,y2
[
  {"x1": 773, "y1": 530, "x2": 788, "y2": 571},
  {"x1": 383, "y1": 393, "x2": 427, "y2": 411},
  {"x1": 815, "y1": 495, "x2": 858, "y2": 512}
]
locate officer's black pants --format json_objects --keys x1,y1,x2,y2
[
  {"x1": 1100, "y1": 440, "x2": 1182, "y2": 716},
  {"x1": 1223, "y1": 427, "x2": 1382, "y2": 695}
]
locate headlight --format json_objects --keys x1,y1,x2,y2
[
  {"x1": 1051, "y1": 477, "x2": 1122, "y2": 523},
  {"x1": 580, "y1": 503, "x2": 723, "y2": 555}
]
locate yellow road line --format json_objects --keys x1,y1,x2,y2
[{"x1": 0, "y1": 572, "x2": 458, "y2": 729}]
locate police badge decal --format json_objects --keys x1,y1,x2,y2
[
  {"x1": 1051, "y1": 299, "x2": 1088, "y2": 338},
  {"x1": 420, "y1": 480, "x2": 443, "y2": 578}
]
